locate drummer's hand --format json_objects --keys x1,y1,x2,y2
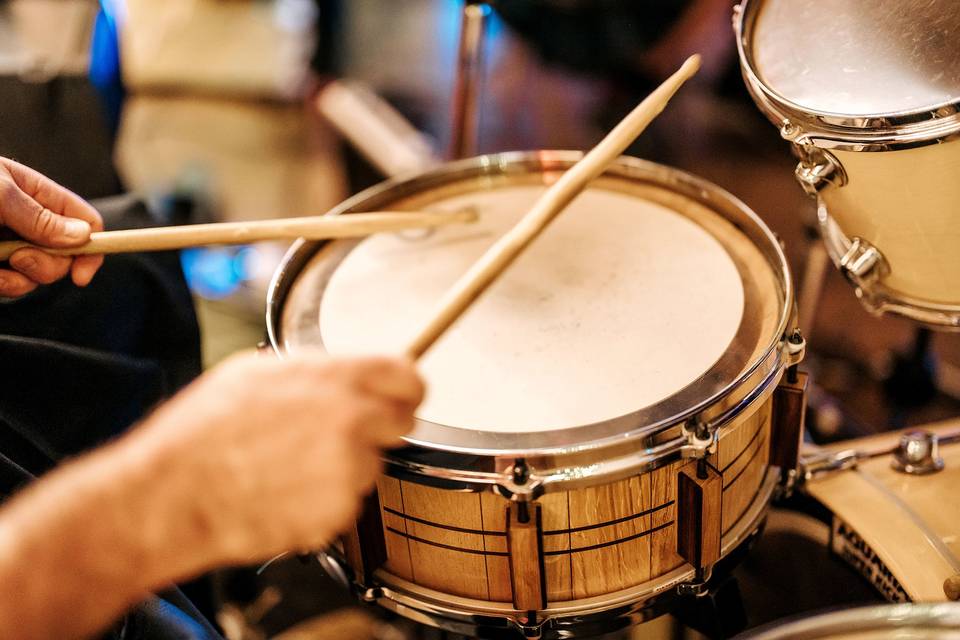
[
  {"x1": 0, "y1": 157, "x2": 104, "y2": 297},
  {"x1": 132, "y1": 351, "x2": 424, "y2": 576}
]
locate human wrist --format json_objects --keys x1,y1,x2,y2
[{"x1": 0, "y1": 435, "x2": 180, "y2": 638}]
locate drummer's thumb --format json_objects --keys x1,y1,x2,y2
[{"x1": 0, "y1": 183, "x2": 91, "y2": 247}]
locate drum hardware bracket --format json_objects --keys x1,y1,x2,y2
[
  {"x1": 772, "y1": 328, "x2": 806, "y2": 497},
  {"x1": 681, "y1": 421, "x2": 718, "y2": 460},
  {"x1": 800, "y1": 449, "x2": 863, "y2": 482},
  {"x1": 677, "y1": 567, "x2": 714, "y2": 598},
  {"x1": 785, "y1": 329, "x2": 805, "y2": 369},
  {"x1": 495, "y1": 458, "x2": 546, "y2": 502},
  {"x1": 891, "y1": 429, "x2": 945, "y2": 475},
  {"x1": 838, "y1": 238, "x2": 889, "y2": 307},
  {"x1": 801, "y1": 428, "x2": 953, "y2": 482},
  {"x1": 783, "y1": 125, "x2": 848, "y2": 196}
]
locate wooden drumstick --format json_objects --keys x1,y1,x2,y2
[
  {"x1": 0, "y1": 209, "x2": 478, "y2": 261},
  {"x1": 403, "y1": 54, "x2": 701, "y2": 359}
]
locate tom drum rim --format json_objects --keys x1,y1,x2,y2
[{"x1": 735, "y1": 0, "x2": 960, "y2": 151}]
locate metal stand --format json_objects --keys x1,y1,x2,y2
[
  {"x1": 448, "y1": 1, "x2": 489, "y2": 159},
  {"x1": 673, "y1": 574, "x2": 748, "y2": 639},
  {"x1": 884, "y1": 327, "x2": 938, "y2": 427}
]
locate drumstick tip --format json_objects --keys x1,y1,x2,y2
[{"x1": 681, "y1": 54, "x2": 702, "y2": 76}]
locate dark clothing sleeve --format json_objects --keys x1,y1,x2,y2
[
  {"x1": 0, "y1": 197, "x2": 217, "y2": 639},
  {"x1": 0, "y1": 197, "x2": 201, "y2": 492}
]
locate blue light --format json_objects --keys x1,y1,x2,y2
[{"x1": 180, "y1": 247, "x2": 245, "y2": 300}]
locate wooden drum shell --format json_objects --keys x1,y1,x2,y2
[{"x1": 356, "y1": 393, "x2": 773, "y2": 608}]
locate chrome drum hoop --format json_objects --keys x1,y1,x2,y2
[
  {"x1": 383, "y1": 363, "x2": 784, "y2": 496},
  {"x1": 817, "y1": 204, "x2": 960, "y2": 330},
  {"x1": 736, "y1": 603, "x2": 960, "y2": 640},
  {"x1": 266, "y1": 151, "x2": 798, "y2": 479},
  {"x1": 340, "y1": 469, "x2": 778, "y2": 640},
  {"x1": 734, "y1": 0, "x2": 960, "y2": 152}
]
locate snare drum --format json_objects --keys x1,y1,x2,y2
[
  {"x1": 735, "y1": 1, "x2": 960, "y2": 328},
  {"x1": 802, "y1": 422, "x2": 960, "y2": 603},
  {"x1": 266, "y1": 152, "x2": 805, "y2": 638},
  {"x1": 738, "y1": 603, "x2": 960, "y2": 640}
]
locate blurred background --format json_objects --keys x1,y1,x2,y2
[{"x1": 2, "y1": 0, "x2": 958, "y2": 637}]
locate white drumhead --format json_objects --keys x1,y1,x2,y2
[
  {"x1": 318, "y1": 184, "x2": 744, "y2": 432},
  {"x1": 751, "y1": 0, "x2": 960, "y2": 116}
]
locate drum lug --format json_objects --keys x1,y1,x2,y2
[
  {"x1": 891, "y1": 429, "x2": 945, "y2": 475},
  {"x1": 680, "y1": 421, "x2": 718, "y2": 459},
  {"x1": 838, "y1": 238, "x2": 890, "y2": 310},
  {"x1": 791, "y1": 140, "x2": 847, "y2": 196},
  {"x1": 495, "y1": 458, "x2": 545, "y2": 501},
  {"x1": 784, "y1": 328, "x2": 805, "y2": 368},
  {"x1": 771, "y1": 357, "x2": 808, "y2": 495}
]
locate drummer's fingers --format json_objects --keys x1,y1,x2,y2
[
  {"x1": 2, "y1": 158, "x2": 103, "y2": 234},
  {"x1": 71, "y1": 254, "x2": 104, "y2": 287},
  {"x1": 345, "y1": 395, "x2": 417, "y2": 446},
  {"x1": 310, "y1": 355, "x2": 425, "y2": 406},
  {"x1": 0, "y1": 267, "x2": 37, "y2": 298},
  {"x1": 0, "y1": 175, "x2": 92, "y2": 247},
  {"x1": 8, "y1": 248, "x2": 71, "y2": 285},
  {"x1": 335, "y1": 356, "x2": 426, "y2": 407}
]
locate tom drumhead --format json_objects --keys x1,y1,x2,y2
[
  {"x1": 268, "y1": 152, "x2": 792, "y2": 455},
  {"x1": 746, "y1": 0, "x2": 960, "y2": 118}
]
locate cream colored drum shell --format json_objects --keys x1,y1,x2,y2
[
  {"x1": 734, "y1": 0, "x2": 960, "y2": 326},
  {"x1": 804, "y1": 422, "x2": 960, "y2": 603},
  {"x1": 819, "y1": 144, "x2": 960, "y2": 309},
  {"x1": 737, "y1": 603, "x2": 960, "y2": 640}
]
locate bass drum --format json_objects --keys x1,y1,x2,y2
[
  {"x1": 267, "y1": 152, "x2": 805, "y2": 638},
  {"x1": 737, "y1": 603, "x2": 960, "y2": 640},
  {"x1": 802, "y1": 423, "x2": 960, "y2": 603}
]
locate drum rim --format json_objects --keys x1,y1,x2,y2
[
  {"x1": 734, "y1": 603, "x2": 960, "y2": 640},
  {"x1": 266, "y1": 151, "x2": 795, "y2": 458},
  {"x1": 735, "y1": 0, "x2": 960, "y2": 151}
]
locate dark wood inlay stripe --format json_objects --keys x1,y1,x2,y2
[
  {"x1": 385, "y1": 501, "x2": 675, "y2": 538},
  {"x1": 544, "y1": 521, "x2": 673, "y2": 556},
  {"x1": 386, "y1": 526, "x2": 509, "y2": 556},
  {"x1": 384, "y1": 506, "x2": 506, "y2": 536},
  {"x1": 543, "y1": 500, "x2": 673, "y2": 535},
  {"x1": 721, "y1": 417, "x2": 767, "y2": 473},
  {"x1": 723, "y1": 436, "x2": 767, "y2": 491}
]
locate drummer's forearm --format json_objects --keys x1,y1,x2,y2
[{"x1": 0, "y1": 435, "x2": 195, "y2": 640}]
